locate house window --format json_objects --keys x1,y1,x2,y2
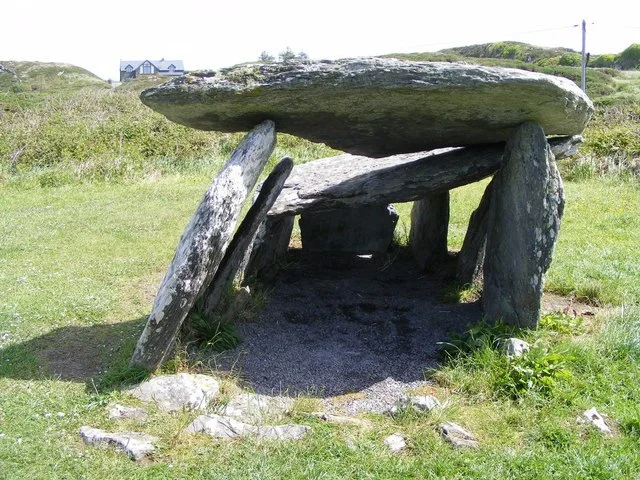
[
  {"x1": 142, "y1": 62, "x2": 152, "y2": 74},
  {"x1": 125, "y1": 65, "x2": 133, "y2": 73}
]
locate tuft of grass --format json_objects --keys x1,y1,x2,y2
[
  {"x1": 439, "y1": 282, "x2": 482, "y2": 304},
  {"x1": 182, "y1": 309, "x2": 241, "y2": 353}
]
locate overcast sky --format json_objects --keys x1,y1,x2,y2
[{"x1": 2, "y1": 0, "x2": 639, "y2": 80}]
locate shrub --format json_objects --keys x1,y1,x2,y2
[
  {"x1": 618, "y1": 43, "x2": 640, "y2": 70},
  {"x1": 558, "y1": 53, "x2": 582, "y2": 67},
  {"x1": 591, "y1": 53, "x2": 619, "y2": 68}
]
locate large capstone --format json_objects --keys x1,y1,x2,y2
[
  {"x1": 140, "y1": 58, "x2": 593, "y2": 157},
  {"x1": 483, "y1": 122, "x2": 564, "y2": 328}
]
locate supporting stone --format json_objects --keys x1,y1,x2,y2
[
  {"x1": 201, "y1": 157, "x2": 294, "y2": 318},
  {"x1": 456, "y1": 179, "x2": 494, "y2": 286},
  {"x1": 242, "y1": 215, "x2": 295, "y2": 281},
  {"x1": 268, "y1": 136, "x2": 582, "y2": 216},
  {"x1": 483, "y1": 122, "x2": 564, "y2": 328},
  {"x1": 299, "y1": 204, "x2": 399, "y2": 253},
  {"x1": 410, "y1": 193, "x2": 450, "y2": 270},
  {"x1": 129, "y1": 121, "x2": 276, "y2": 371}
]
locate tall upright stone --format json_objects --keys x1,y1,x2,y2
[
  {"x1": 410, "y1": 193, "x2": 450, "y2": 270},
  {"x1": 483, "y1": 123, "x2": 564, "y2": 328}
]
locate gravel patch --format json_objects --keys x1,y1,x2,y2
[{"x1": 211, "y1": 249, "x2": 482, "y2": 409}]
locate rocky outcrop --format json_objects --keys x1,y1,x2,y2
[
  {"x1": 483, "y1": 123, "x2": 564, "y2": 328},
  {"x1": 130, "y1": 121, "x2": 276, "y2": 370},
  {"x1": 141, "y1": 58, "x2": 593, "y2": 157}
]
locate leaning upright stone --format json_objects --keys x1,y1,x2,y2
[
  {"x1": 130, "y1": 121, "x2": 276, "y2": 370},
  {"x1": 242, "y1": 215, "x2": 295, "y2": 281},
  {"x1": 410, "y1": 193, "x2": 450, "y2": 270},
  {"x1": 483, "y1": 122, "x2": 564, "y2": 328},
  {"x1": 201, "y1": 157, "x2": 294, "y2": 317}
]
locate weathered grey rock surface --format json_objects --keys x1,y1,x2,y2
[
  {"x1": 185, "y1": 414, "x2": 311, "y2": 440},
  {"x1": 130, "y1": 121, "x2": 276, "y2": 370},
  {"x1": 201, "y1": 156, "x2": 293, "y2": 317},
  {"x1": 384, "y1": 433, "x2": 407, "y2": 453},
  {"x1": 107, "y1": 404, "x2": 148, "y2": 423},
  {"x1": 299, "y1": 205, "x2": 398, "y2": 253},
  {"x1": 440, "y1": 422, "x2": 479, "y2": 449},
  {"x1": 242, "y1": 215, "x2": 295, "y2": 280},
  {"x1": 215, "y1": 393, "x2": 293, "y2": 424},
  {"x1": 267, "y1": 136, "x2": 581, "y2": 217},
  {"x1": 127, "y1": 373, "x2": 220, "y2": 412},
  {"x1": 390, "y1": 395, "x2": 444, "y2": 415},
  {"x1": 80, "y1": 426, "x2": 157, "y2": 460},
  {"x1": 503, "y1": 338, "x2": 531, "y2": 358},
  {"x1": 579, "y1": 407, "x2": 613, "y2": 435},
  {"x1": 141, "y1": 58, "x2": 593, "y2": 157},
  {"x1": 483, "y1": 123, "x2": 564, "y2": 327},
  {"x1": 410, "y1": 193, "x2": 449, "y2": 270},
  {"x1": 456, "y1": 180, "x2": 493, "y2": 285}
]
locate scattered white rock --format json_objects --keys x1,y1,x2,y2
[
  {"x1": 80, "y1": 426, "x2": 157, "y2": 460},
  {"x1": 388, "y1": 394, "x2": 443, "y2": 414},
  {"x1": 307, "y1": 412, "x2": 371, "y2": 427},
  {"x1": 127, "y1": 373, "x2": 219, "y2": 412},
  {"x1": 108, "y1": 404, "x2": 148, "y2": 423},
  {"x1": 579, "y1": 407, "x2": 613, "y2": 435},
  {"x1": 384, "y1": 433, "x2": 407, "y2": 453},
  {"x1": 217, "y1": 393, "x2": 293, "y2": 424},
  {"x1": 185, "y1": 414, "x2": 311, "y2": 441},
  {"x1": 56, "y1": 412, "x2": 65, "y2": 418},
  {"x1": 440, "y1": 421, "x2": 479, "y2": 449},
  {"x1": 503, "y1": 338, "x2": 530, "y2": 358}
]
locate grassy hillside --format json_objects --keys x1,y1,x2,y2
[
  {"x1": 1, "y1": 46, "x2": 639, "y2": 187},
  {"x1": 0, "y1": 61, "x2": 109, "y2": 110}
]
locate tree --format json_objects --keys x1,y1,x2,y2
[
  {"x1": 258, "y1": 51, "x2": 275, "y2": 63},
  {"x1": 296, "y1": 51, "x2": 309, "y2": 62},
  {"x1": 279, "y1": 47, "x2": 297, "y2": 64}
]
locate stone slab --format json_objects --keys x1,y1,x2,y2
[{"x1": 141, "y1": 58, "x2": 593, "y2": 157}]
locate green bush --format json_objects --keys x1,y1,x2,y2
[
  {"x1": 558, "y1": 53, "x2": 582, "y2": 67},
  {"x1": 618, "y1": 43, "x2": 640, "y2": 70},
  {"x1": 591, "y1": 53, "x2": 619, "y2": 68}
]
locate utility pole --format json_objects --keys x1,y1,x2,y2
[{"x1": 581, "y1": 19, "x2": 587, "y2": 92}]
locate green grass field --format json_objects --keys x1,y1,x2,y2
[
  {"x1": 1, "y1": 47, "x2": 639, "y2": 478},
  {"x1": 0, "y1": 172, "x2": 638, "y2": 478}
]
